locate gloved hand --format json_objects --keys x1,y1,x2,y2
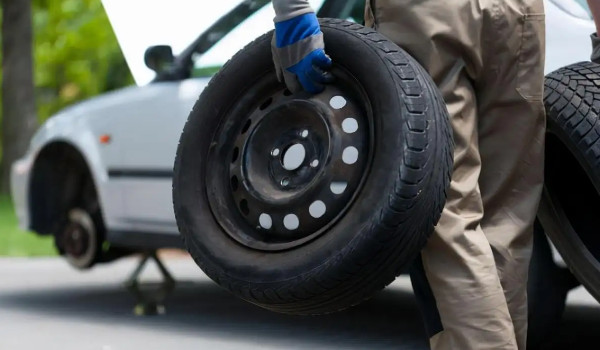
[
  {"x1": 271, "y1": 8, "x2": 334, "y2": 94},
  {"x1": 591, "y1": 33, "x2": 600, "y2": 64}
]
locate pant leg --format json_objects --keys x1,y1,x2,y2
[
  {"x1": 365, "y1": 0, "x2": 543, "y2": 348},
  {"x1": 477, "y1": 1, "x2": 546, "y2": 348}
]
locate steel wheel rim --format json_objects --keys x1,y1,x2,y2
[{"x1": 206, "y1": 68, "x2": 373, "y2": 251}]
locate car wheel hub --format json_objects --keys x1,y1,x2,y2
[
  {"x1": 63, "y1": 222, "x2": 90, "y2": 258},
  {"x1": 62, "y1": 208, "x2": 97, "y2": 269}
]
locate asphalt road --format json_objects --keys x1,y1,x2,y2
[{"x1": 0, "y1": 254, "x2": 599, "y2": 350}]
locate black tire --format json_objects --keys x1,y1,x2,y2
[
  {"x1": 527, "y1": 220, "x2": 579, "y2": 350},
  {"x1": 539, "y1": 61, "x2": 600, "y2": 305},
  {"x1": 173, "y1": 19, "x2": 453, "y2": 315}
]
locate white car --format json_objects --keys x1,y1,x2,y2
[{"x1": 8, "y1": 0, "x2": 598, "y2": 331}]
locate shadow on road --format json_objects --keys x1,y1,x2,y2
[
  {"x1": 0, "y1": 279, "x2": 428, "y2": 349},
  {"x1": 0, "y1": 276, "x2": 598, "y2": 349}
]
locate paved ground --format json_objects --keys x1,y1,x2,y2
[{"x1": 0, "y1": 254, "x2": 599, "y2": 350}]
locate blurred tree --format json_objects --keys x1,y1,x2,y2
[
  {"x1": 1, "y1": 0, "x2": 38, "y2": 194},
  {"x1": 0, "y1": 0, "x2": 133, "y2": 194},
  {"x1": 33, "y1": 0, "x2": 134, "y2": 120}
]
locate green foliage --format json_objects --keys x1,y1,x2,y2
[
  {"x1": 0, "y1": 0, "x2": 133, "y2": 175},
  {"x1": 32, "y1": 0, "x2": 134, "y2": 121},
  {"x1": 192, "y1": 65, "x2": 223, "y2": 78},
  {"x1": 0, "y1": 194, "x2": 56, "y2": 256}
]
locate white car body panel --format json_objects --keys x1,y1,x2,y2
[
  {"x1": 546, "y1": 0, "x2": 595, "y2": 73},
  {"x1": 9, "y1": 0, "x2": 597, "y2": 254}
]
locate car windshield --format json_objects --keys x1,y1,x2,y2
[
  {"x1": 104, "y1": 0, "x2": 367, "y2": 83},
  {"x1": 574, "y1": 0, "x2": 592, "y2": 16}
]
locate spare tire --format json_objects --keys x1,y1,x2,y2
[
  {"x1": 173, "y1": 19, "x2": 453, "y2": 315},
  {"x1": 538, "y1": 61, "x2": 600, "y2": 304}
]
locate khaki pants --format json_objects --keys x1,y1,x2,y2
[{"x1": 365, "y1": 0, "x2": 546, "y2": 349}]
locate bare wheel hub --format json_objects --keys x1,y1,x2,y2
[
  {"x1": 63, "y1": 221, "x2": 90, "y2": 258},
  {"x1": 62, "y1": 208, "x2": 97, "y2": 269}
]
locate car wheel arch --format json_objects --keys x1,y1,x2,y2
[{"x1": 28, "y1": 140, "x2": 105, "y2": 237}]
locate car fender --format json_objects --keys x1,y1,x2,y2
[{"x1": 25, "y1": 107, "x2": 118, "y2": 230}]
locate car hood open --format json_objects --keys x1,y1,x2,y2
[{"x1": 101, "y1": 0, "x2": 248, "y2": 86}]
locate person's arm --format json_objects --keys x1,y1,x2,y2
[
  {"x1": 272, "y1": 0, "x2": 314, "y2": 22},
  {"x1": 587, "y1": 0, "x2": 600, "y2": 62},
  {"x1": 588, "y1": 0, "x2": 600, "y2": 33},
  {"x1": 271, "y1": 0, "x2": 333, "y2": 94}
]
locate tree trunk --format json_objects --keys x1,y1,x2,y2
[{"x1": 1, "y1": 0, "x2": 37, "y2": 194}]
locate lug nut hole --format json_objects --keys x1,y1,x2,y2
[
  {"x1": 240, "y1": 199, "x2": 250, "y2": 216},
  {"x1": 232, "y1": 147, "x2": 239, "y2": 163},
  {"x1": 241, "y1": 119, "x2": 252, "y2": 134},
  {"x1": 284, "y1": 214, "x2": 299, "y2": 230},
  {"x1": 231, "y1": 176, "x2": 239, "y2": 191},
  {"x1": 260, "y1": 97, "x2": 273, "y2": 111},
  {"x1": 259, "y1": 214, "x2": 272, "y2": 229},
  {"x1": 330, "y1": 182, "x2": 348, "y2": 195}
]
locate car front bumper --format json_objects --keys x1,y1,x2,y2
[{"x1": 10, "y1": 154, "x2": 34, "y2": 231}]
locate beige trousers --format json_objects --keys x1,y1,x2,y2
[{"x1": 365, "y1": 0, "x2": 546, "y2": 349}]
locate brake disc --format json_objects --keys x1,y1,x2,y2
[{"x1": 62, "y1": 208, "x2": 98, "y2": 269}]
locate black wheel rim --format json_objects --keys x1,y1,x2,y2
[{"x1": 206, "y1": 68, "x2": 373, "y2": 251}]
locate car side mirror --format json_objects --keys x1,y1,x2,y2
[{"x1": 144, "y1": 45, "x2": 175, "y2": 73}]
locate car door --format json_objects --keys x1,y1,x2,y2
[{"x1": 104, "y1": 78, "x2": 208, "y2": 235}]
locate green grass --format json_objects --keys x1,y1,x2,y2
[{"x1": 0, "y1": 195, "x2": 57, "y2": 256}]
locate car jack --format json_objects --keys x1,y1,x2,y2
[{"x1": 123, "y1": 251, "x2": 176, "y2": 316}]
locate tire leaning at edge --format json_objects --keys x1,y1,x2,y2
[{"x1": 539, "y1": 60, "x2": 600, "y2": 305}]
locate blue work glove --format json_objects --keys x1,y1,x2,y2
[{"x1": 271, "y1": 11, "x2": 334, "y2": 94}]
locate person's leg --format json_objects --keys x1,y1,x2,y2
[
  {"x1": 477, "y1": 0, "x2": 546, "y2": 348},
  {"x1": 366, "y1": 1, "x2": 518, "y2": 348}
]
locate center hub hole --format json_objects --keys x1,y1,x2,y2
[{"x1": 282, "y1": 143, "x2": 306, "y2": 171}]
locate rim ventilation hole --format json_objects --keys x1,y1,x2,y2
[
  {"x1": 231, "y1": 176, "x2": 239, "y2": 192},
  {"x1": 259, "y1": 214, "x2": 273, "y2": 230},
  {"x1": 311, "y1": 159, "x2": 319, "y2": 168},
  {"x1": 283, "y1": 144, "x2": 306, "y2": 171},
  {"x1": 260, "y1": 97, "x2": 273, "y2": 110},
  {"x1": 342, "y1": 118, "x2": 359, "y2": 134},
  {"x1": 241, "y1": 119, "x2": 252, "y2": 134},
  {"x1": 271, "y1": 148, "x2": 280, "y2": 157},
  {"x1": 301, "y1": 129, "x2": 309, "y2": 138},
  {"x1": 330, "y1": 182, "x2": 348, "y2": 195},
  {"x1": 232, "y1": 147, "x2": 239, "y2": 163},
  {"x1": 342, "y1": 146, "x2": 359, "y2": 165},
  {"x1": 330, "y1": 96, "x2": 347, "y2": 109},
  {"x1": 281, "y1": 177, "x2": 290, "y2": 187},
  {"x1": 284, "y1": 214, "x2": 300, "y2": 230},
  {"x1": 240, "y1": 199, "x2": 250, "y2": 216},
  {"x1": 309, "y1": 201, "x2": 327, "y2": 219}
]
